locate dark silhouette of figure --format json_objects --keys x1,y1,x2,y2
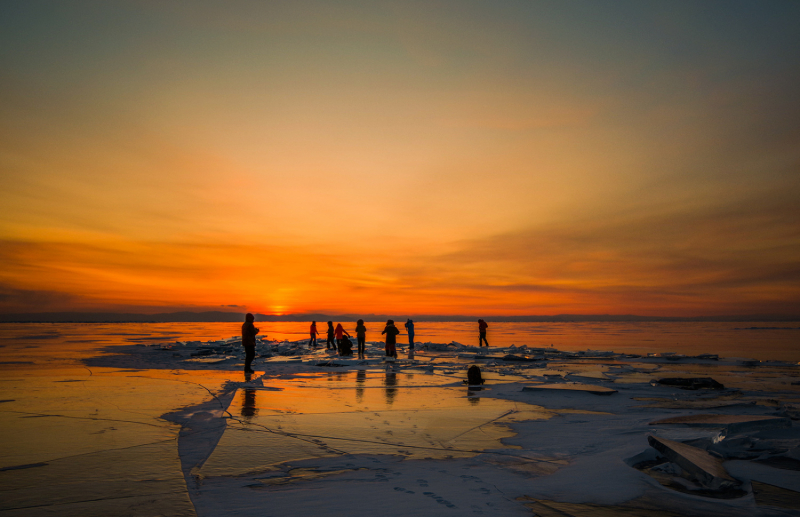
[
  {"x1": 478, "y1": 318, "x2": 489, "y2": 347},
  {"x1": 309, "y1": 321, "x2": 319, "y2": 348},
  {"x1": 326, "y1": 321, "x2": 335, "y2": 350},
  {"x1": 356, "y1": 369, "x2": 366, "y2": 403},
  {"x1": 334, "y1": 323, "x2": 351, "y2": 355},
  {"x1": 339, "y1": 335, "x2": 354, "y2": 356},
  {"x1": 381, "y1": 319, "x2": 400, "y2": 358},
  {"x1": 404, "y1": 319, "x2": 415, "y2": 350},
  {"x1": 467, "y1": 365, "x2": 484, "y2": 385},
  {"x1": 242, "y1": 313, "x2": 259, "y2": 374},
  {"x1": 384, "y1": 370, "x2": 397, "y2": 405},
  {"x1": 355, "y1": 319, "x2": 367, "y2": 358},
  {"x1": 241, "y1": 388, "x2": 258, "y2": 419}
]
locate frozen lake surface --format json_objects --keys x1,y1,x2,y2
[{"x1": 1, "y1": 322, "x2": 799, "y2": 516}]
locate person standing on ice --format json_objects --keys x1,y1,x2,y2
[
  {"x1": 309, "y1": 321, "x2": 319, "y2": 348},
  {"x1": 478, "y1": 318, "x2": 489, "y2": 347},
  {"x1": 381, "y1": 319, "x2": 400, "y2": 358},
  {"x1": 334, "y1": 323, "x2": 351, "y2": 355},
  {"x1": 326, "y1": 321, "x2": 335, "y2": 350},
  {"x1": 241, "y1": 313, "x2": 259, "y2": 374},
  {"x1": 355, "y1": 319, "x2": 367, "y2": 358},
  {"x1": 404, "y1": 319, "x2": 415, "y2": 351}
]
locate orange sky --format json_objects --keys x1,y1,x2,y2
[{"x1": 1, "y1": 1, "x2": 799, "y2": 316}]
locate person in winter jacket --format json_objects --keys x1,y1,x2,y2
[
  {"x1": 242, "y1": 313, "x2": 260, "y2": 373},
  {"x1": 326, "y1": 321, "x2": 335, "y2": 350},
  {"x1": 309, "y1": 321, "x2": 319, "y2": 348},
  {"x1": 404, "y1": 319, "x2": 415, "y2": 350},
  {"x1": 355, "y1": 319, "x2": 367, "y2": 358},
  {"x1": 478, "y1": 318, "x2": 489, "y2": 347},
  {"x1": 381, "y1": 319, "x2": 400, "y2": 358}
]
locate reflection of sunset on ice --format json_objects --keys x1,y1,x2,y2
[{"x1": 2, "y1": 324, "x2": 800, "y2": 515}]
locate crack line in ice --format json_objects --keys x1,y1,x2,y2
[
  {"x1": 443, "y1": 409, "x2": 515, "y2": 443},
  {"x1": 0, "y1": 437, "x2": 176, "y2": 469},
  {"x1": 0, "y1": 489, "x2": 188, "y2": 511},
  {"x1": 120, "y1": 372, "x2": 231, "y2": 412},
  {"x1": 490, "y1": 483, "x2": 517, "y2": 504},
  {"x1": 224, "y1": 420, "x2": 562, "y2": 464},
  {"x1": 0, "y1": 409, "x2": 170, "y2": 429},
  {"x1": 226, "y1": 415, "x2": 350, "y2": 456}
]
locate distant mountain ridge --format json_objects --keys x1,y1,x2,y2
[{"x1": 0, "y1": 311, "x2": 797, "y2": 323}]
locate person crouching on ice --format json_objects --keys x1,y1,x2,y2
[
  {"x1": 382, "y1": 319, "x2": 400, "y2": 358},
  {"x1": 334, "y1": 323, "x2": 351, "y2": 355}
]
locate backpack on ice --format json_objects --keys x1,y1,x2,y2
[{"x1": 467, "y1": 365, "x2": 484, "y2": 385}]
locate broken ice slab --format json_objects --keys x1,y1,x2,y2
[
  {"x1": 522, "y1": 382, "x2": 617, "y2": 395},
  {"x1": 518, "y1": 496, "x2": 683, "y2": 517},
  {"x1": 655, "y1": 377, "x2": 724, "y2": 390},
  {"x1": 502, "y1": 354, "x2": 543, "y2": 362},
  {"x1": 752, "y1": 481, "x2": 800, "y2": 509},
  {"x1": 647, "y1": 435, "x2": 737, "y2": 490},
  {"x1": 695, "y1": 354, "x2": 719, "y2": 361},
  {"x1": 184, "y1": 356, "x2": 235, "y2": 364},
  {"x1": 649, "y1": 414, "x2": 791, "y2": 433},
  {"x1": 567, "y1": 370, "x2": 611, "y2": 380}
]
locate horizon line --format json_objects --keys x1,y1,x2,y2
[{"x1": 1, "y1": 310, "x2": 799, "y2": 323}]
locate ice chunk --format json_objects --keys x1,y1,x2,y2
[{"x1": 647, "y1": 435, "x2": 737, "y2": 490}]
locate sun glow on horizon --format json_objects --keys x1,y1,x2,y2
[{"x1": 1, "y1": 1, "x2": 799, "y2": 317}]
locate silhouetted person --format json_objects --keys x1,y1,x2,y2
[
  {"x1": 478, "y1": 318, "x2": 489, "y2": 347},
  {"x1": 340, "y1": 335, "x2": 354, "y2": 356},
  {"x1": 381, "y1": 319, "x2": 399, "y2": 358},
  {"x1": 326, "y1": 321, "x2": 335, "y2": 350},
  {"x1": 355, "y1": 319, "x2": 367, "y2": 358},
  {"x1": 309, "y1": 321, "x2": 319, "y2": 348},
  {"x1": 405, "y1": 319, "x2": 415, "y2": 350},
  {"x1": 334, "y1": 323, "x2": 351, "y2": 355},
  {"x1": 242, "y1": 313, "x2": 259, "y2": 373}
]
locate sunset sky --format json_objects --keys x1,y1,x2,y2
[{"x1": 1, "y1": 1, "x2": 799, "y2": 316}]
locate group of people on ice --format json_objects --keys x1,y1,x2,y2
[
  {"x1": 241, "y1": 314, "x2": 490, "y2": 372},
  {"x1": 308, "y1": 317, "x2": 490, "y2": 359},
  {"x1": 307, "y1": 319, "x2": 418, "y2": 359}
]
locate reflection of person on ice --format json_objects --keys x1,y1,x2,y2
[
  {"x1": 242, "y1": 313, "x2": 260, "y2": 373},
  {"x1": 381, "y1": 319, "x2": 400, "y2": 358},
  {"x1": 478, "y1": 318, "x2": 489, "y2": 347}
]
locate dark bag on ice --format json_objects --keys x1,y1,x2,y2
[{"x1": 467, "y1": 365, "x2": 484, "y2": 385}]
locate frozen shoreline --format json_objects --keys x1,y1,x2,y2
[{"x1": 84, "y1": 336, "x2": 800, "y2": 516}]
